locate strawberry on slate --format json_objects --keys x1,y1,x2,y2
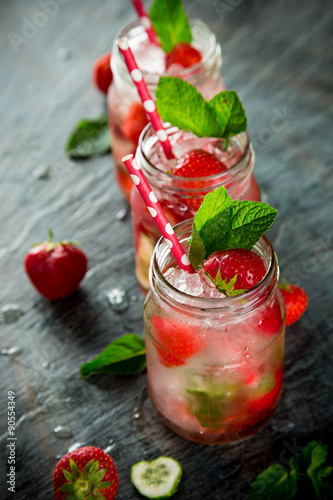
[
  {"x1": 121, "y1": 101, "x2": 149, "y2": 145},
  {"x1": 172, "y1": 149, "x2": 227, "y2": 178},
  {"x1": 24, "y1": 230, "x2": 88, "y2": 301},
  {"x1": 92, "y1": 51, "x2": 113, "y2": 94},
  {"x1": 53, "y1": 446, "x2": 118, "y2": 500},
  {"x1": 278, "y1": 282, "x2": 308, "y2": 326},
  {"x1": 204, "y1": 248, "x2": 267, "y2": 295},
  {"x1": 166, "y1": 42, "x2": 202, "y2": 69},
  {"x1": 151, "y1": 315, "x2": 205, "y2": 368}
]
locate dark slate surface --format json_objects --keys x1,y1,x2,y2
[{"x1": 1, "y1": 0, "x2": 332, "y2": 498}]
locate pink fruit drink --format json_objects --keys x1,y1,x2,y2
[
  {"x1": 144, "y1": 219, "x2": 285, "y2": 444},
  {"x1": 131, "y1": 124, "x2": 261, "y2": 292},
  {"x1": 107, "y1": 18, "x2": 226, "y2": 201}
]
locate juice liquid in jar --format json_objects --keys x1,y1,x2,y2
[
  {"x1": 144, "y1": 220, "x2": 285, "y2": 444},
  {"x1": 131, "y1": 124, "x2": 260, "y2": 292},
  {"x1": 107, "y1": 18, "x2": 226, "y2": 201}
]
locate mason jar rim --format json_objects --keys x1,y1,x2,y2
[
  {"x1": 138, "y1": 122, "x2": 252, "y2": 182},
  {"x1": 112, "y1": 17, "x2": 220, "y2": 82},
  {"x1": 150, "y1": 218, "x2": 278, "y2": 315}
]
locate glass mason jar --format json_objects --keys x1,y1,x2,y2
[
  {"x1": 107, "y1": 18, "x2": 226, "y2": 201},
  {"x1": 144, "y1": 219, "x2": 286, "y2": 445},
  {"x1": 131, "y1": 123, "x2": 260, "y2": 292}
]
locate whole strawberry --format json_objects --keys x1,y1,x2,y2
[
  {"x1": 278, "y1": 282, "x2": 308, "y2": 326},
  {"x1": 24, "y1": 229, "x2": 88, "y2": 301},
  {"x1": 166, "y1": 42, "x2": 202, "y2": 69},
  {"x1": 92, "y1": 51, "x2": 113, "y2": 94},
  {"x1": 53, "y1": 446, "x2": 118, "y2": 500}
]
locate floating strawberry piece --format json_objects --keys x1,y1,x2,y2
[
  {"x1": 53, "y1": 445, "x2": 119, "y2": 500},
  {"x1": 151, "y1": 315, "x2": 204, "y2": 368},
  {"x1": 166, "y1": 42, "x2": 202, "y2": 69},
  {"x1": 247, "y1": 366, "x2": 283, "y2": 418},
  {"x1": 254, "y1": 297, "x2": 284, "y2": 336},
  {"x1": 92, "y1": 51, "x2": 113, "y2": 94},
  {"x1": 172, "y1": 149, "x2": 227, "y2": 178},
  {"x1": 204, "y1": 248, "x2": 266, "y2": 294},
  {"x1": 278, "y1": 282, "x2": 308, "y2": 326},
  {"x1": 121, "y1": 101, "x2": 149, "y2": 145},
  {"x1": 24, "y1": 230, "x2": 87, "y2": 301}
]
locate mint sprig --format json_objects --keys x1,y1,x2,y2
[
  {"x1": 155, "y1": 77, "x2": 247, "y2": 140},
  {"x1": 150, "y1": 0, "x2": 192, "y2": 53},
  {"x1": 65, "y1": 113, "x2": 111, "y2": 159},
  {"x1": 188, "y1": 186, "x2": 277, "y2": 270},
  {"x1": 248, "y1": 441, "x2": 333, "y2": 500},
  {"x1": 80, "y1": 333, "x2": 146, "y2": 377}
]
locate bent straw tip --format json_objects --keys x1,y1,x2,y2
[
  {"x1": 117, "y1": 37, "x2": 129, "y2": 50},
  {"x1": 122, "y1": 154, "x2": 134, "y2": 162}
]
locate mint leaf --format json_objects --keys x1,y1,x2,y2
[
  {"x1": 188, "y1": 187, "x2": 233, "y2": 268},
  {"x1": 156, "y1": 77, "x2": 221, "y2": 138},
  {"x1": 290, "y1": 441, "x2": 333, "y2": 500},
  {"x1": 226, "y1": 200, "x2": 278, "y2": 250},
  {"x1": 150, "y1": 0, "x2": 192, "y2": 53},
  {"x1": 247, "y1": 464, "x2": 298, "y2": 500},
  {"x1": 188, "y1": 187, "x2": 277, "y2": 269},
  {"x1": 80, "y1": 333, "x2": 146, "y2": 377},
  {"x1": 186, "y1": 389, "x2": 225, "y2": 428},
  {"x1": 155, "y1": 77, "x2": 247, "y2": 139},
  {"x1": 65, "y1": 113, "x2": 111, "y2": 158},
  {"x1": 208, "y1": 90, "x2": 247, "y2": 139}
]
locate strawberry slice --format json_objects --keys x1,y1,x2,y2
[
  {"x1": 151, "y1": 315, "x2": 205, "y2": 368},
  {"x1": 278, "y1": 282, "x2": 308, "y2": 326},
  {"x1": 121, "y1": 101, "x2": 149, "y2": 145},
  {"x1": 204, "y1": 248, "x2": 266, "y2": 293},
  {"x1": 247, "y1": 366, "x2": 283, "y2": 418},
  {"x1": 172, "y1": 149, "x2": 227, "y2": 179},
  {"x1": 92, "y1": 51, "x2": 113, "y2": 94},
  {"x1": 166, "y1": 42, "x2": 202, "y2": 69}
]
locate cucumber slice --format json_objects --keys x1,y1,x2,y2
[{"x1": 130, "y1": 456, "x2": 182, "y2": 499}]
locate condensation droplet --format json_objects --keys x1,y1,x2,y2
[
  {"x1": 0, "y1": 304, "x2": 24, "y2": 324},
  {"x1": 107, "y1": 288, "x2": 129, "y2": 312},
  {"x1": 53, "y1": 426, "x2": 73, "y2": 439},
  {"x1": 225, "y1": 326, "x2": 231, "y2": 333},
  {"x1": 56, "y1": 47, "x2": 71, "y2": 60},
  {"x1": 244, "y1": 353, "x2": 250, "y2": 359},
  {"x1": 115, "y1": 207, "x2": 129, "y2": 221},
  {"x1": 33, "y1": 164, "x2": 50, "y2": 180},
  {"x1": 133, "y1": 412, "x2": 140, "y2": 419},
  {"x1": 1, "y1": 346, "x2": 21, "y2": 357},
  {"x1": 67, "y1": 442, "x2": 83, "y2": 453},
  {"x1": 244, "y1": 347, "x2": 249, "y2": 352}
]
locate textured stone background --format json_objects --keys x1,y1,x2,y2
[{"x1": 0, "y1": 0, "x2": 332, "y2": 498}]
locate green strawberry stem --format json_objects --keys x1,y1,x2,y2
[
  {"x1": 59, "y1": 458, "x2": 112, "y2": 500},
  {"x1": 33, "y1": 229, "x2": 82, "y2": 252}
]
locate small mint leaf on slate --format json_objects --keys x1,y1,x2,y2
[
  {"x1": 208, "y1": 90, "x2": 247, "y2": 139},
  {"x1": 80, "y1": 333, "x2": 146, "y2": 377},
  {"x1": 65, "y1": 113, "x2": 111, "y2": 158},
  {"x1": 150, "y1": 0, "x2": 192, "y2": 53},
  {"x1": 188, "y1": 186, "x2": 233, "y2": 268},
  {"x1": 226, "y1": 200, "x2": 278, "y2": 250},
  {"x1": 156, "y1": 77, "x2": 221, "y2": 138},
  {"x1": 247, "y1": 463, "x2": 298, "y2": 500}
]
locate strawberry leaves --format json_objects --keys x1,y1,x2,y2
[
  {"x1": 59, "y1": 458, "x2": 112, "y2": 499},
  {"x1": 149, "y1": 0, "x2": 192, "y2": 53},
  {"x1": 205, "y1": 269, "x2": 247, "y2": 297},
  {"x1": 155, "y1": 77, "x2": 247, "y2": 140},
  {"x1": 188, "y1": 186, "x2": 277, "y2": 270}
]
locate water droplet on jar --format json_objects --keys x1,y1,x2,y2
[
  {"x1": 1, "y1": 346, "x2": 21, "y2": 357},
  {"x1": 244, "y1": 353, "x2": 250, "y2": 359},
  {"x1": 53, "y1": 426, "x2": 73, "y2": 439},
  {"x1": 244, "y1": 347, "x2": 249, "y2": 351},
  {"x1": 107, "y1": 288, "x2": 129, "y2": 312},
  {"x1": 0, "y1": 304, "x2": 24, "y2": 324},
  {"x1": 67, "y1": 442, "x2": 83, "y2": 453},
  {"x1": 225, "y1": 326, "x2": 231, "y2": 333}
]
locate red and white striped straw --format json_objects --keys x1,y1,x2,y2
[
  {"x1": 117, "y1": 37, "x2": 175, "y2": 160},
  {"x1": 130, "y1": 0, "x2": 160, "y2": 46},
  {"x1": 122, "y1": 154, "x2": 195, "y2": 274}
]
